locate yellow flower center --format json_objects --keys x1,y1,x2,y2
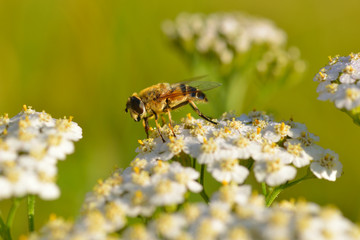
[
  {"x1": 274, "y1": 122, "x2": 290, "y2": 138},
  {"x1": 267, "y1": 158, "x2": 281, "y2": 173},
  {"x1": 220, "y1": 158, "x2": 238, "y2": 171},
  {"x1": 234, "y1": 136, "x2": 249, "y2": 148},
  {"x1": 155, "y1": 180, "x2": 172, "y2": 194},
  {"x1": 346, "y1": 88, "x2": 360, "y2": 101},
  {"x1": 325, "y1": 83, "x2": 338, "y2": 94},
  {"x1": 319, "y1": 153, "x2": 336, "y2": 169},
  {"x1": 168, "y1": 136, "x2": 184, "y2": 154},
  {"x1": 201, "y1": 138, "x2": 218, "y2": 154},
  {"x1": 286, "y1": 142, "x2": 303, "y2": 156}
]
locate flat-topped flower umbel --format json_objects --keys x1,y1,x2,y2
[
  {"x1": 314, "y1": 53, "x2": 360, "y2": 110},
  {"x1": 134, "y1": 111, "x2": 343, "y2": 185},
  {"x1": 26, "y1": 111, "x2": 359, "y2": 240},
  {"x1": 0, "y1": 105, "x2": 82, "y2": 200},
  {"x1": 314, "y1": 53, "x2": 360, "y2": 125}
]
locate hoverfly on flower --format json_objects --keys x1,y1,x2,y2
[{"x1": 125, "y1": 76, "x2": 221, "y2": 142}]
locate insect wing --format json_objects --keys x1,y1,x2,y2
[
  {"x1": 182, "y1": 80, "x2": 222, "y2": 92},
  {"x1": 158, "y1": 80, "x2": 222, "y2": 100}
]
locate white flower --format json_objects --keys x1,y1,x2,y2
[
  {"x1": 207, "y1": 157, "x2": 249, "y2": 184},
  {"x1": 295, "y1": 130, "x2": 320, "y2": 147},
  {"x1": 339, "y1": 63, "x2": 360, "y2": 84},
  {"x1": 211, "y1": 184, "x2": 252, "y2": 206},
  {"x1": 0, "y1": 177, "x2": 12, "y2": 199},
  {"x1": 260, "y1": 210, "x2": 293, "y2": 240},
  {"x1": 150, "y1": 177, "x2": 187, "y2": 206},
  {"x1": 334, "y1": 84, "x2": 360, "y2": 110},
  {"x1": 122, "y1": 224, "x2": 156, "y2": 240},
  {"x1": 263, "y1": 122, "x2": 291, "y2": 142},
  {"x1": 310, "y1": 149, "x2": 342, "y2": 181},
  {"x1": 220, "y1": 226, "x2": 252, "y2": 240},
  {"x1": 150, "y1": 213, "x2": 187, "y2": 239},
  {"x1": 102, "y1": 200, "x2": 127, "y2": 231},
  {"x1": 53, "y1": 117, "x2": 83, "y2": 141},
  {"x1": 191, "y1": 137, "x2": 231, "y2": 164},
  {"x1": 254, "y1": 157, "x2": 297, "y2": 186},
  {"x1": 162, "y1": 12, "x2": 293, "y2": 67},
  {"x1": 189, "y1": 216, "x2": 226, "y2": 240},
  {"x1": 0, "y1": 105, "x2": 82, "y2": 200},
  {"x1": 120, "y1": 187, "x2": 156, "y2": 217},
  {"x1": 157, "y1": 136, "x2": 192, "y2": 161},
  {"x1": 169, "y1": 161, "x2": 202, "y2": 193},
  {"x1": 227, "y1": 135, "x2": 259, "y2": 159},
  {"x1": 251, "y1": 140, "x2": 291, "y2": 163},
  {"x1": 47, "y1": 135, "x2": 75, "y2": 160},
  {"x1": 135, "y1": 138, "x2": 164, "y2": 161},
  {"x1": 315, "y1": 53, "x2": 360, "y2": 111},
  {"x1": 284, "y1": 139, "x2": 312, "y2": 168},
  {"x1": 37, "y1": 182, "x2": 60, "y2": 200},
  {"x1": 317, "y1": 82, "x2": 338, "y2": 101}
]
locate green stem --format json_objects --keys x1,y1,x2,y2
[
  {"x1": 0, "y1": 214, "x2": 11, "y2": 240},
  {"x1": 247, "y1": 159, "x2": 254, "y2": 171},
  {"x1": 261, "y1": 182, "x2": 267, "y2": 196},
  {"x1": 3, "y1": 198, "x2": 22, "y2": 240},
  {"x1": 343, "y1": 108, "x2": 360, "y2": 126},
  {"x1": 6, "y1": 198, "x2": 21, "y2": 229},
  {"x1": 200, "y1": 191, "x2": 209, "y2": 203},
  {"x1": 192, "y1": 157, "x2": 196, "y2": 170},
  {"x1": 265, "y1": 173, "x2": 313, "y2": 207},
  {"x1": 27, "y1": 195, "x2": 35, "y2": 233},
  {"x1": 200, "y1": 164, "x2": 205, "y2": 186},
  {"x1": 266, "y1": 187, "x2": 284, "y2": 207},
  {"x1": 199, "y1": 164, "x2": 209, "y2": 203}
]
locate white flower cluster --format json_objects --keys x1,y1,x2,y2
[
  {"x1": 0, "y1": 105, "x2": 82, "y2": 200},
  {"x1": 30, "y1": 180, "x2": 360, "y2": 240},
  {"x1": 29, "y1": 159, "x2": 202, "y2": 239},
  {"x1": 135, "y1": 111, "x2": 342, "y2": 186},
  {"x1": 125, "y1": 191, "x2": 360, "y2": 240},
  {"x1": 162, "y1": 12, "x2": 286, "y2": 64},
  {"x1": 162, "y1": 12, "x2": 305, "y2": 73},
  {"x1": 26, "y1": 111, "x2": 351, "y2": 240},
  {"x1": 256, "y1": 46, "x2": 306, "y2": 80},
  {"x1": 314, "y1": 53, "x2": 360, "y2": 111}
]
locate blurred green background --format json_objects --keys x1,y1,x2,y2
[{"x1": 1, "y1": 0, "x2": 360, "y2": 237}]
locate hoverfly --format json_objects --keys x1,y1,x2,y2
[{"x1": 125, "y1": 76, "x2": 221, "y2": 142}]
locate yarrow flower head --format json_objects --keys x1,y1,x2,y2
[
  {"x1": 162, "y1": 12, "x2": 286, "y2": 64},
  {"x1": 162, "y1": 12, "x2": 305, "y2": 76},
  {"x1": 133, "y1": 111, "x2": 343, "y2": 185},
  {"x1": 314, "y1": 53, "x2": 360, "y2": 114},
  {"x1": 0, "y1": 105, "x2": 82, "y2": 200},
  {"x1": 31, "y1": 181, "x2": 360, "y2": 240},
  {"x1": 27, "y1": 110, "x2": 359, "y2": 240}
]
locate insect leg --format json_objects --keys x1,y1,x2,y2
[
  {"x1": 153, "y1": 112, "x2": 165, "y2": 142},
  {"x1": 188, "y1": 100, "x2": 218, "y2": 125},
  {"x1": 167, "y1": 109, "x2": 176, "y2": 138},
  {"x1": 161, "y1": 115, "x2": 166, "y2": 126},
  {"x1": 143, "y1": 117, "x2": 150, "y2": 138},
  {"x1": 169, "y1": 101, "x2": 188, "y2": 111}
]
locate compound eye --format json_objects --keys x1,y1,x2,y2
[
  {"x1": 130, "y1": 96, "x2": 144, "y2": 115},
  {"x1": 139, "y1": 101, "x2": 145, "y2": 114}
]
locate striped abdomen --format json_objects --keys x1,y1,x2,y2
[{"x1": 179, "y1": 84, "x2": 208, "y2": 102}]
